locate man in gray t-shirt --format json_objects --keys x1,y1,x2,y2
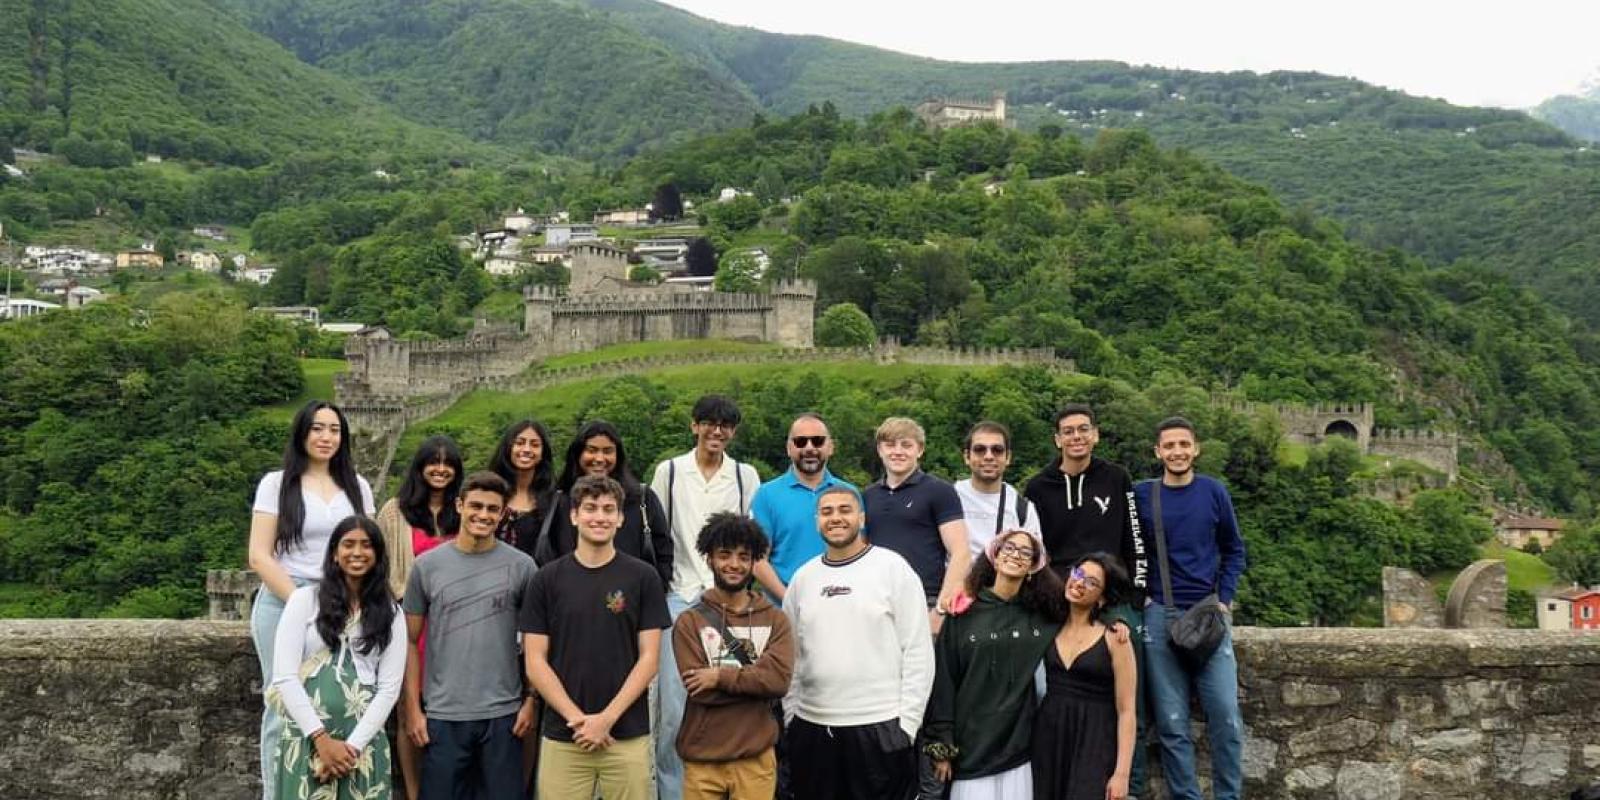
[{"x1": 401, "y1": 472, "x2": 537, "y2": 799}]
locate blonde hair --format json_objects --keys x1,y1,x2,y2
[{"x1": 875, "y1": 416, "x2": 926, "y2": 446}]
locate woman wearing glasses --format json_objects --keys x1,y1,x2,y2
[
  {"x1": 922, "y1": 529, "x2": 1064, "y2": 799},
  {"x1": 1032, "y1": 552, "x2": 1136, "y2": 800}
]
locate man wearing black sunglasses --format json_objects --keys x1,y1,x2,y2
[
  {"x1": 750, "y1": 413, "x2": 857, "y2": 604},
  {"x1": 954, "y1": 420, "x2": 1042, "y2": 560}
]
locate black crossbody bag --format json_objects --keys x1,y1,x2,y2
[{"x1": 1150, "y1": 482, "x2": 1228, "y2": 672}]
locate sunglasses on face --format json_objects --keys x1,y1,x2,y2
[
  {"x1": 1070, "y1": 566, "x2": 1103, "y2": 591},
  {"x1": 997, "y1": 542, "x2": 1035, "y2": 561},
  {"x1": 791, "y1": 435, "x2": 827, "y2": 448},
  {"x1": 968, "y1": 444, "x2": 1008, "y2": 457}
]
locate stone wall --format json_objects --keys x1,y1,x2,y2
[{"x1": 4, "y1": 623, "x2": 1597, "y2": 800}]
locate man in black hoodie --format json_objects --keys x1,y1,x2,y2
[{"x1": 1023, "y1": 402, "x2": 1151, "y2": 797}]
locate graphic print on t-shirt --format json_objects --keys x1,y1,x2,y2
[
  {"x1": 433, "y1": 562, "x2": 521, "y2": 637},
  {"x1": 605, "y1": 589, "x2": 627, "y2": 614},
  {"x1": 698, "y1": 624, "x2": 773, "y2": 668}
]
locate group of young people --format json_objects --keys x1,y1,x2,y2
[{"x1": 247, "y1": 395, "x2": 1247, "y2": 800}]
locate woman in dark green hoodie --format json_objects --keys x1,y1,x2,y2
[{"x1": 923, "y1": 529, "x2": 1064, "y2": 799}]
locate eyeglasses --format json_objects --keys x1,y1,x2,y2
[
  {"x1": 1056, "y1": 424, "x2": 1095, "y2": 437},
  {"x1": 968, "y1": 444, "x2": 1008, "y2": 457},
  {"x1": 997, "y1": 542, "x2": 1035, "y2": 560},
  {"x1": 791, "y1": 435, "x2": 828, "y2": 448},
  {"x1": 1069, "y1": 566, "x2": 1103, "y2": 591},
  {"x1": 696, "y1": 420, "x2": 736, "y2": 431}
]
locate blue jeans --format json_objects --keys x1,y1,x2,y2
[
  {"x1": 251, "y1": 579, "x2": 311, "y2": 800},
  {"x1": 654, "y1": 592, "x2": 691, "y2": 799},
  {"x1": 1142, "y1": 603, "x2": 1243, "y2": 800}
]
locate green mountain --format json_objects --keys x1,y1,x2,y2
[
  {"x1": 0, "y1": 0, "x2": 490, "y2": 165},
  {"x1": 1533, "y1": 86, "x2": 1600, "y2": 143},
  {"x1": 207, "y1": 0, "x2": 761, "y2": 160}
]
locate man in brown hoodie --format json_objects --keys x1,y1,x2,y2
[{"x1": 672, "y1": 511, "x2": 795, "y2": 800}]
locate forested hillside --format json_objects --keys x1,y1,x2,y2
[
  {"x1": 208, "y1": 0, "x2": 760, "y2": 159},
  {"x1": 0, "y1": 0, "x2": 490, "y2": 165}
]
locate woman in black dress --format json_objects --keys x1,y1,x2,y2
[{"x1": 1032, "y1": 552, "x2": 1136, "y2": 800}]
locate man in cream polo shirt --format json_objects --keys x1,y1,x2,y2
[{"x1": 649, "y1": 394, "x2": 761, "y2": 799}]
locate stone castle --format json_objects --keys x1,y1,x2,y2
[
  {"x1": 336, "y1": 242, "x2": 816, "y2": 401},
  {"x1": 1217, "y1": 398, "x2": 1460, "y2": 481},
  {"x1": 915, "y1": 91, "x2": 1010, "y2": 129}
]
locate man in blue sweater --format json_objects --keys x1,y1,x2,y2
[{"x1": 1133, "y1": 417, "x2": 1247, "y2": 800}]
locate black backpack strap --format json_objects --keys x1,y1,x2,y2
[
  {"x1": 533, "y1": 490, "x2": 563, "y2": 565},
  {"x1": 1016, "y1": 488, "x2": 1029, "y2": 527},
  {"x1": 734, "y1": 458, "x2": 746, "y2": 516},
  {"x1": 666, "y1": 459, "x2": 677, "y2": 535},
  {"x1": 691, "y1": 600, "x2": 753, "y2": 666},
  {"x1": 994, "y1": 484, "x2": 1007, "y2": 540}
]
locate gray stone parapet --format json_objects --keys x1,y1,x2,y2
[{"x1": 3, "y1": 623, "x2": 1596, "y2": 798}]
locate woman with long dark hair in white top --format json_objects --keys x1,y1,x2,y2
[{"x1": 247, "y1": 400, "x2": 375, "y2": 799}]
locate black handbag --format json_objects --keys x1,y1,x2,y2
[{"x1": 1150, "y1": 481, "x2": 1228, "y2": 672}]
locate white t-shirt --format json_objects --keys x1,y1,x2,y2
[
  {"x1": 651, "y1": 452, "x2": 760, "y2": 601},
  {"x1": 954, "y1": 478, "x2": 1041, "y2": 559},
  {"x1": 270, "y1": 586, "x2": 405, "y2": 752},
  {"x1": 253, "y1": 470, "x2": 376, "y2": 582}
]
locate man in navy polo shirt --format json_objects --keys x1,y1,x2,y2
[
  {"x1": 862, "y1": 416, "x2": 971, "y2": 632},
  {"x1": 750, "y1": 412, "x2": 857, "y2": 603},
  {"x1": 862, "y1": 416, "x2": 970, "y2": 800}
]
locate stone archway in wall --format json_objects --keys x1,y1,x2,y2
[{"x1": 1324, "y1": 419, "x2": 1360, "y2": 440}]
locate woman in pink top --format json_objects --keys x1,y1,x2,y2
[{"x1": 376, "y1": 434, "x2": 463, "y2": 800}]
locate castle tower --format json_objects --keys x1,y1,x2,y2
[
  {"x1": 769, "y1": 279, "x2": 818, "y2": 348},
  {"x1": 992, "y1": 91, "x2": 1007, "y2": 123},
  {"x1": 523, "y1": 284, "x2": 559, "y2": 350},
  {"x1": 569, "y1": 242, "x2": 630, "y2": 296}
]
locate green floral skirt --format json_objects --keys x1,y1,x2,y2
[{"x1": 267, "y1": 648, "x2": 393, "y2": 800}]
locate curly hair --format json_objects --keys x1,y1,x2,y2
[
  {"x1": 694, "y1": 511, "x2": 770, "y2": 561},
  {"x1": 964, "y1": 531, "x2": 1067, "y2": 622}
]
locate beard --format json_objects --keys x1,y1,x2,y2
[
  {"x1": 822, "y1": 526, "x2": 862, "y2": 550},
  {"x1": 713, "y1": 572, "x2": 750, "y2": 593}
]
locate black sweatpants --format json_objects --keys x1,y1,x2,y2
[{"x1": 786, "y1": 717, "x2": 917, "y2": 800}]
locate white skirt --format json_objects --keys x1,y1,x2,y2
[{"x1": 951, "y1": 761, "x2": 1033, "y2": 800}]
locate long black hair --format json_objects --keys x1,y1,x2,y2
[
  {"x1": 276, "y1": 400, "x2": 365, "y2": 554},
  {"x1": 395, "y1": 435, "x2": 464, "y2": 536},
  {"x1": 486, "y1": 419, "x2": 554, "y2": 496},
  {"x1": 315, "y1": 515, "x2": 396, "y2": 656},
  {"x1": 556, "y1": 420, "x2": 641, "y2": 498},
  {"x1": 965, "y1": 530, "x2": 1068, "y2": 622}
]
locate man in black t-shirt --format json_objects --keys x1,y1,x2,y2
[{"x1": 521, "y1": 474, "x2": 671, "y2": 799}]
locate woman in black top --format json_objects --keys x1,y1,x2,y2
[
  {"x1": 485, "y1": 418, "x2": 555, "y2": 558},
  {"x1": 536, "y1": 420, "x2": 672, "y2": 585},
  {"x1": 1032, "y1": 552, "x2": 1136, "y2": 800}
]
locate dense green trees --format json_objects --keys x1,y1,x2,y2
[
  {"x1": 814, "y1": 302, "x2": 875, "y2": 347},
  {"x1": 0, "y1": 293, "x2": 301, "y2": 616}
]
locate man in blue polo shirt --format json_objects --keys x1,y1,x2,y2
[{"x1": 750, "y1": 412, "x2": 857, "y2": 602}]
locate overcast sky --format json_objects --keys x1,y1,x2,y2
[{"x1": 659, "y1": 0, "x2": 1598, "y2": 109}]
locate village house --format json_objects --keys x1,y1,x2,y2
[
  {"x1": 231, "y1": 254, "x2": 248, "y2": 269},
  {"x1": 65, "y1": 286, "x2": 104, "y2": 309},
  {"x1": 527, "y1": 246, "x2": 568, "y2": 266},
  {"x1": 27, "y1": 247, "x2": 111, "y2": 275},
  {"x1": 192, "y1": 225, "x2": 228, "y2": 241},
  {"x1": 0, "y1": 296, "x2": 60, "y2": 320},
  {"x1": 239, "y1": 267, "x2": 276, "y2": 285},
  {"x1": 503, "y1": 208, "x2": 537, "y2": 232},
  {"x1": 484, "y1": 255, "x2": 531, "y2": 277},
  {"x1": 253, "y1": 306, "x2": 321, "y2": 326},
  {"x1": 544, "y1": 223, "x2": 599, "y2": 248},
  {"x1": 115, "y1": 250, "x2": 164, "y2": 270},
  {"x1": 1540, "y1": 587, "x2": 1600, "y2": 632},
  {"x1": 188, "y1": 251, "x2": 223, "y2": 274},
  {"x1": 593, "y1": 208, "x2": 651, "y2": 226},
  {"x1": 1495, "y1": 513, "x2": 1565, "y2": 551}
]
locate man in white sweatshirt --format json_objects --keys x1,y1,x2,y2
[{"x1": 783, "y1": 485, "x2": 933, "y2": 800}]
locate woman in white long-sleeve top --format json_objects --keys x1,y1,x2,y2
[{"x1": 268, "y1": 515, "x2": 405, "y2": 800}]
